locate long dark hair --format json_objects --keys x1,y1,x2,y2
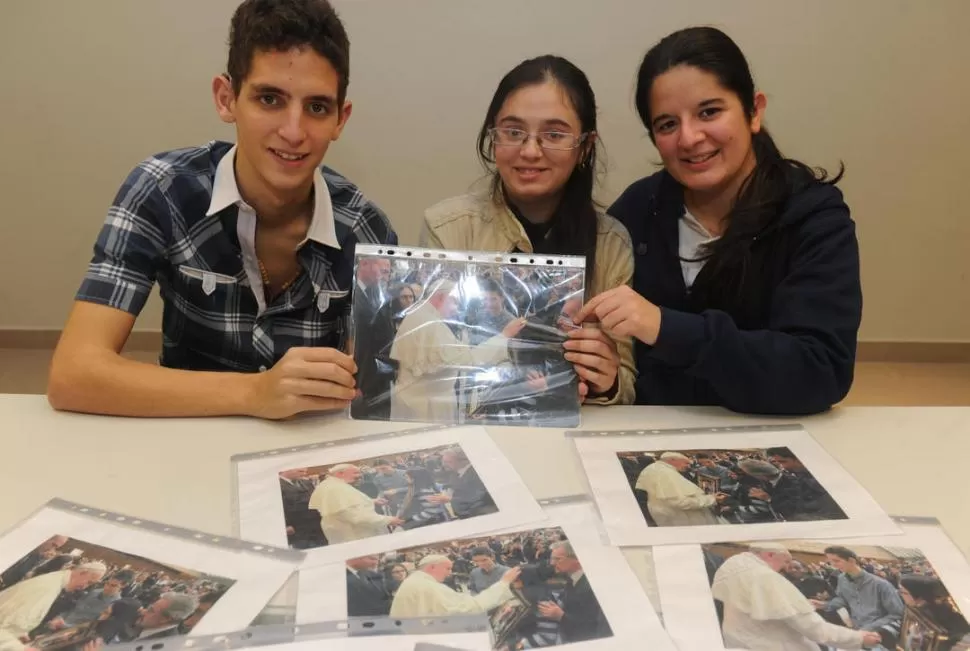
[
  {"x1": 635, "y1": 27, "x2": 843, "y2": 289},
  {"x1": 476, "y1": 55, "x2": 600, "y2": 287}
]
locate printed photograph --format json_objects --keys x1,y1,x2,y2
[
  {"x1": 279, "y1": 444, "x2": 499, "y2": 550},
  {"x1": 701, "y1": 540, "x2": 970, "y2": 650},
  {"x1": 0, "y1": 534, "x2": 235, "y2": 651},
  {"x1": 341, "y1": 526, "x2": 613, "y2": 650},
  {"x1": 349, "y1": 251, "x2": 585, "y2": 428},
  {"x1": 617, "y1": 446, "x2": 848, "y2": 528}
]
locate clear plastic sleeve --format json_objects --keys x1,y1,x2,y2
[{"x1": 347, "y1": 245, "x2": 586, "y2": 428}]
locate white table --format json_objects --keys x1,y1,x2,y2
[{"x1": 2, "y1": 395, "x2": 969, "y2": 616}]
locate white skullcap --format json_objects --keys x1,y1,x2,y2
[
  {"x1": 76, "y1": 561, "x2": 108, "y2": 574},
  {"x1": 750, "y1": 542, "x2": 791, "y2": 554},
  {"x1": 417, "y1": 554, "x2": 451, "y2": 569},
  {"x1": 329, "y1": 463, "x2": 359, "y2": 473},
  {"x1": 660, "y1": 452, "x2": 690, "y2": 461}
]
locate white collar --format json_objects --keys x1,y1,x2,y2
[
  {"x1": 570, "y1": 570, "x2": 585, "y2": 585},
  {"x1": 205, "y1": 145, "x2": 340, "y2": 249}
]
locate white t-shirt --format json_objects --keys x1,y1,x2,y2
[{"x1": 678, "y1": 209, "x2": 719, "y2": 288}]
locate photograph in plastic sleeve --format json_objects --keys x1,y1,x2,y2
[
  {"x1": 281, "y1": 444, "x2": 498, "y2": 549},
  {"x1": 0, "y1": 501, "x2": 301, "y2": 651},
  {"x1": 298, "y1": 500, "x2": 677, "y2": 651},
  {"x1": 235, "y1": 427, "x2": 546, "y2": 567},
  {"x1": 348, "y1": 245, "x2": 585, "y2": 428},
  {"x1": 653, "y1": 523, "x2": 970, "y2": 651},
  {"x1": 572, "y1": 428, "x2": 902, "y2": 546},
  {"x1": 1, "y1": 535, "x2": 234, "y2": 650}
]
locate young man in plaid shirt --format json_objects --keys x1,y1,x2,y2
[{"x1": 48, "y1": 0, "x2": 397, "y2": 420}]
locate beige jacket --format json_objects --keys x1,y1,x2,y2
[{"x1": 420, "y1": 190, "x2": 635, "y2": 405}]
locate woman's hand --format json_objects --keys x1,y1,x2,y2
[
  {"x1": 563, "y1": 328, "x2": 619, "y2": 397},
  {"x1": 574, "y1": 286, "x2": 662, "y2": 346}
]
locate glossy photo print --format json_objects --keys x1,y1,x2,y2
[{"x1": 349, "y1": 245, "x2": 586, "y2": 428}]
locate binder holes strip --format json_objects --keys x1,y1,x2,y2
[
  {"x1": 354, "y1": 243, "x2": 586, "y2": 269},
  {"x1": 231, "y1": 423, "x2": 459, "y2": 463},
  {"x1": 48, "y1": 499, "x2": 302, "y2": 562},
  {"x1": 566, "y1": 423, "x2": 806, "y2": 438},
  {"x1": 106, "y1": 617, "x2": 490, "y2": 651}
]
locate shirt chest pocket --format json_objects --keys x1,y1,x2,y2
[{"x1": 176, "y1": 265, "x2": 244, "y2": 303}]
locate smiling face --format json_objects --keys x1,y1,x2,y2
[
  {"x1": 492, "y1": 81, "x2": 586, "y2": 213},
  {"x1": 648, "y1": 65, "x2": 764, "y2": 200},
  {"x1": 213, "y1": 47, "x2": 352, "y2": 209}
]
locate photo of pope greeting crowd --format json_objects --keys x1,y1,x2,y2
[
  {"x1": 342, "y1": 526, "x2": 612, "y2": 650},
  {"x1": 279, "y1": 444, "x2": 498, "y2": 549},
  {"x1": 349, "y1": 252, "x2": 586, "y2": 428},
  {"x1": 702, "y1": 540, "x2": 970, "y2": 650},
  {"x1": 618, "y1": 446, "x2": 848, "y2": 528},
  {"x1": 0, "y1": 535, "x2": 234, "y2": 651}
]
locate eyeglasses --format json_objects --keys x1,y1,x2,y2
[{"x1": 488, "y1": 127, "x2": 587, "y2": 151}]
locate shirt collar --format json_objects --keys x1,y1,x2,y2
[
  {"x1": 206, "y1": 145, "x2": 340, "y2": 249},
  {"x1": 570, "y1": 570, "x2": 585, "y2": 585}
]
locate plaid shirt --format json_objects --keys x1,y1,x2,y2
[{"x1": 77, "y1": 140, "x2": 397, "y2": 372}]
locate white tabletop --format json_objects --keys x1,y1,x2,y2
[{"x1": 2, "y1": 394, "x2": 968, "y2": 557}]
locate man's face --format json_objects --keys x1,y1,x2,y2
[
  {"x1": 68, "y1": 570, "x2": 104, "y2": 592},
  {"x1": 139, "y1": 599, "x2": 173, "y2": 629},
  {"x1": 359, "y1": 259, "x2": 391, "y2": 287},
  {"x1": 390, "y1": 566, "x2": 407, "y2": 581},
  {"x1": 472, "y1": 555, "x2": 495, "y2": 572},
  {"x1": 550, "y1": 548, "x2": 579, "y2": 575},
  {"x1": 483, "y1": 291, "x2": 503, "y2": 316},
  {"x1": 441, "y1": 452, "x2": 462, "y2": 472},
  {"x1": 769, "y1": 455, "x2": 799, "y2": 472},
  {"x1": 376, "y1": 464, "x2": 393, "y2": 475},
  {"x1": 666, "y1": 457, "x2": 690, "y2": 472},
  {"x1": 348, "y1": 555, "x2": 379, "y2": 571},
  {"x1": 214, "y1": 47, "x2": 351, "y2": 204},
  {"x1": 280, "y1": 467, "x2": 308, "y2": 480},
  {"x1": 698, "y1": 458, "x2": 716, "y2": 469},
  {"x1": 103, "y1": 579, "x2": 124, "y2": 596},
  {"x1": 426, "y1": 560, "x2": 453, "y2": 582},
  {"x1": 825, "y1": 554, "x2": 852, "y2": 573},
  {"x1": 786, "y1": 561, "x2": 805, "y2": 579},
  {"x1": 333, "y1": 467, "x2": 362, "y2": 484}
]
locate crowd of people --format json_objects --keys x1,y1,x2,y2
[
  {"x1": 280, "y1": 446, "x2": 497, "y2": 548},
  {"x1": 620, "y1": 446, "x2": 847, "y2": 527},
  {"x1": 0, "y1": 536, "x2": 232, "y2": 651},
  {"x1": 344, "y1": 527, "x2": 611, "y2": 649},
  {"x1": 351, "y1": 255, "x2": 585, "y2": 426},
  {"x1": 705, "y1": 542, "x2": 970, "y2": 650}
]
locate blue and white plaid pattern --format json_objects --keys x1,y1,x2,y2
[{"x1": 77, "y1": 140, "x2": 397, "y2": 372}]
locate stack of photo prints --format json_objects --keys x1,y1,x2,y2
[{"x1": 2, "y1": 246, "x2": 968, "y2": 651}]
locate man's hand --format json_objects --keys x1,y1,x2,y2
[
  {"x1": 808, "y1": 599, "x2": 826, "y2": 610},
  {"x1": 425, "y1": 494, "x2": 452, "y2": 504},
  {"x1": 573, "y1": 286, "x2": 662, "y2": 345},
  {"x1": 748, "y1": 488, "x2": 771, "y2": 501},
  {"x1": 525, "y1": 370, "x2": 548, "y2": 392},
  {"x1": 388, "y1": 517, "x2": 405, "y2": 527},
  {"x1": 861, "y1": 631, "x2": 882, "y2": 647},
  {"x1": 500, "y1": 567, "x2": 522, "y2": 584},
  {"x1": 48, "y1": 617, "x2": 67, "y2": 630},
  {"x1": 714, "y1": 493, "x2": 729, "y2": 503},
  {"x1": 285, "y1": 526, "x2": 295, "y2": 536},
  {"x1": 501, "y1": 318, "x2": 528, "y2": 339},
  {"x1": 563, "y1": 328, "x2": 619, "y2": 397},
  {"x1": 247, "y1": 347, "x2": 358, "y2": 420},
  {"x1": 537, "y1": 601, "x2": 565, "y2": 621},
  {"x1": 373, "y1": 498, "x2": 389, "y2": 506}
]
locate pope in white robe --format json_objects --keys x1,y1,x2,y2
[
  {"x1": 308, "y1": 465, "x2": 401, "y2": 544},
  {"x1": 0, "y1": 563, "x2": 106, "y2": 651},
  {"x1": 389, "y1": 554, "x2": 518, "y2": 618},
  {"x1": 389, "y1": 279, "x2": 525, "y2": 422},
  {"x1": 711, "y1": 545, "x2": 874, "y2": 651},
  {"x1": 635, "y1": 452, "x2": 721, "y2": 526}
]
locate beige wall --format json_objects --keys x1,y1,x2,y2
[{"x1": 2, "y1": 0, "x2": 968, "y2": 341}]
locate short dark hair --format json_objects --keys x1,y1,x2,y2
[
  {"x1": 824, "y1": 546, "x2": 859, "y2": 562},
  {"x1": 471, "y1": 547, "x2": 494, "y2": 559},
  {"x1": 765, "y1": 447, "x2": 796, "y2": 460},
  {"x1": 112, "y1": 570, "x2": 135, "y2": 584},
  {"x1": 227, "y1": 0, "x2": 350, "y2": 104},
  {"x1": 693, "y1": 452, "x2": 712, "y2": 460},
  {"x1": 373, "y1": 459, "x2": 391, "y2": 467}
]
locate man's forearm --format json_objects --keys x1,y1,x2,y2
[{"x1": 48, "y1": 349, "x2": 257, "y2": 418}]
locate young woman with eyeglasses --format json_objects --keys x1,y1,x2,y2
[
  {"x1": 420, "y1": 55, "x2": 635, "y2": 405},
  {"x1": 574, "y1": 27, "x2": 862, "y2": 415}
]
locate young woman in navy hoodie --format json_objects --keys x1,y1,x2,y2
[{"x1": 575, "y1": 27, "x2": 862, "y2": 415}]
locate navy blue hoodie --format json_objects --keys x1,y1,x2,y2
[{"x1": 609, "y1": 170, "x2": 862, "y2": 415}]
